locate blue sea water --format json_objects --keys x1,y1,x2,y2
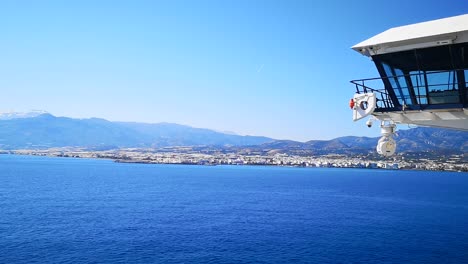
[{"x1": 1, "y1": 155, "x2": 468, "y2": 264}]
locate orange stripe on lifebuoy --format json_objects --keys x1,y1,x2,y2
[{"x1": 349, "y1": 98, "x2": 355, "y2": 109}]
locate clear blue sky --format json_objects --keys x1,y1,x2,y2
[{"x1": 1, "y1": 0, "x2": 467, "y2": 141}]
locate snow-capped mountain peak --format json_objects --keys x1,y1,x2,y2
[{"x1": 0, "y1": 110, "x2": 50, "y2": 120}]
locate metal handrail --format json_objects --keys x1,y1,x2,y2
[
  {"x1": 351, "y1": 69, "x2": 467, "y2": 110},
  {"x1": 351, "y1": 80, "x2": 394, "y2": 109}
]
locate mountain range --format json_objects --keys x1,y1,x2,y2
[
  {"x1": 0, "y1": 112, "x2": 466, "y2": 154},
  {"x1": 0, "y1": 113, "x2": 272, "y2": 149},
  {"x1": 255, "y1": 127, "x2": 468, "y2": 155}
]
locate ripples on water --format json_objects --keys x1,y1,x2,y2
[{"x1": 1, "y1": 155, "x2": 468, "y2": 263}]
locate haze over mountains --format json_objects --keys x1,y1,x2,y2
[
  {"x1": 0, "y1": 112, "x2": 466, "y2": 154},
  {"x1": 0, "y1": 113, "x2": 272, "y2": 149}
]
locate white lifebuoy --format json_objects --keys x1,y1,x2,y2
[{"x1": 352, "y1": 93, "x2": 377, "y2": 121}]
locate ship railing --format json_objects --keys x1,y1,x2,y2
[
  {"x1": 351, "y1": 77, "x2": 395, "y2": 110},
  {"x1": 351, "y1": 69, "x2": 468, "y2": 111}
]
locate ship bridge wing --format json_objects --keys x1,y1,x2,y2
[{"x1": 350, "y1": 14, "x2": 468, "y2": 156}]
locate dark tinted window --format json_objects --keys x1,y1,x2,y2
[{"x1": 373, "y1": 44, "x2": 468, "y2": 106}]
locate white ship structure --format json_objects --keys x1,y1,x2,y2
[{"x1": 350, "y1": 14, "x2": 468, "y2": 156}]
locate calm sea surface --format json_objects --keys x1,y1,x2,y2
[{"x1": 1, "y1": 154, "x2": 468, "y2": 264}]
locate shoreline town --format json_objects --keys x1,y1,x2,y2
[{"x1": 2, "y1": 147, "x2": 467, "y2": 172}]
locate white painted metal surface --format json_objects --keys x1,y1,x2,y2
[
  {"x1": 373, "y1": 109, "x2": 468, "y2": 131},
  {"x1": 352, "y1": 14, "x2": 468, "y2": 56}
]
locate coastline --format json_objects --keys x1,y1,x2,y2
[{"x1": 1, "y1": 148, "x2": 466, "y2": 172}]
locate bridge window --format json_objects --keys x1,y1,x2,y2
[
  {"x1": 465, "y1": 70, "x2": 468, "y2": 101},
  {"x1": 382, "y1": 63, "x2": 412, "y2": 106},
  {"x1": 426, "y1": 71, "x2": 459, "y2": 104},
  {"x1": 374, "y1": 44, "x2": 466, "y2": 107},
  {"x1": 409, "y1": 70, "x2": 428, "y2": 104}
]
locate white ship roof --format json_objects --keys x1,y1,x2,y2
[{"x1": 353, "y1": 14, "x2": 468, "y2": 56}]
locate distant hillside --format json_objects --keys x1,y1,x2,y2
[
  {"x1": 395, "y1": 127, "x2": 468, "y2": 152},
  {"x1": 0, "y1": 114, "x2": 273, "y2": 149},
  {"x1": 0, "y1": 114, "x2": 150, "y2": 149},
  {"x1": 257, "y1": 127, "x2": 468, "y2": 155},
  {"x1": 0, "y1": 113, "x2": 466, "y2": 154},
  {"x1": 117, "y1": 122, "x2": 274, "y2": 147}
]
